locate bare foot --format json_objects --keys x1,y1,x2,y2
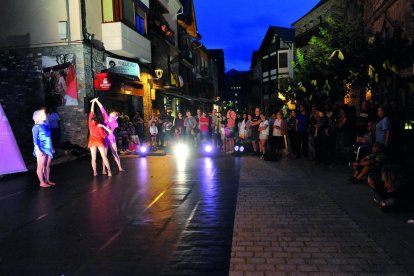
[
  {"x1": 46, "y1": 181, "x2": 56, "y2": 186},
  {"x1": 108, "y1": 171, "x2": 112, "y2": 177},
  {"x1": 119, "y1": 168, "x2": 126, "y2": 172},
  {"x1": 102, "y1": 171, "x2": 107, "y2": 175},
  {"x1": 93, "y1": 173, "x2": 98, "y2": 176},
  {"x1": 40, "y1": 183, "x2": 51, "y2": 188}
]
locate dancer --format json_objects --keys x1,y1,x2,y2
[
  {"x1": 32, "y1": 109, "x2": 55, "y2": 188},
  {"x1": 94, "y1": 98, "x2": 125, "y2": 173},
  {"x1": 88, "y1": 98, "x2": 112, "y2": 176}
]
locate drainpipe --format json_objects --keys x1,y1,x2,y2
[
  {"x1": 80, "y1": 0, "x2": 95, "y2": 98},
  {"x1": 80, "y1": 0, "x2": 89, "y2": 42},
  {"x1": 65, "y1": 0, "x2": 71, "y2": 44}
]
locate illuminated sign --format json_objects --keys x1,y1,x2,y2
[
  {"x1": 94, "y1": 73, "x2": 111, "y2": 90},
  {"x1": 106, "y1": 57, "x2": 140, "y2": 78}
]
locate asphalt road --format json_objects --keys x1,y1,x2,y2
[{"x1": 0, "y1": 154, "x2": 241, "y2": 275}]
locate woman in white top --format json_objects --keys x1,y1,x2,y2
[
  {"x1": 258, "y1": 113, "x2": 269, "y2": 158},
  {"x1": 272, "y1": 111, "x2": 287, "y2": 159},
  {"x1": 149, "y1": 121, "x2": 158, "y2": 149}
]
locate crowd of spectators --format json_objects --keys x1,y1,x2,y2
[{"x1": 108, "y1": 101, "x2": 409, "y2": 212}]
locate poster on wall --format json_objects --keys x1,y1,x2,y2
[
  {"x1": 42, "y1": 54, "x2": 79, "y2": 107},
  {"x1": 0, "y1": 104, "x2": 27, "y2": 176}
]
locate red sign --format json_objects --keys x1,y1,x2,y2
[{"x1": 94, "y1": 73, "x2": 111, "y2": 90}]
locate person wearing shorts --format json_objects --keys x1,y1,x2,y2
[
  {"x1": 226, "y1": 107, "x2": 237, "y2": 153},
  {"x1": 250, "y1": 107, "x2": 261, "y2": 155}
]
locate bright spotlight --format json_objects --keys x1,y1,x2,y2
[
  {"x1": 174, "y1": 144, "x2": 189, "y2": 157},
  {"x1": 204, "y1": 145, "x2": 212, "y2": 153},
  {"x1": 140, "y1": 146, "x2": 148, "y2": 153},
  {"x1": 234, "y1": 145, "x2": 239, "y2": 152},
  {"x1": 240, "y1": 146, "x2": 245, "y2": 152}
]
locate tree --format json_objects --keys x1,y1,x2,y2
[{"x1": 287, "y1": 15, "x2": 366, "y2": 105}]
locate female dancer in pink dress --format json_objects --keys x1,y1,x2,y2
[{"x1": 94, "y1": 98, "x2": 125, "y2": 173}]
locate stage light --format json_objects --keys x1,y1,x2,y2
[
  {"x1": 140, "y1": 146, "x2": 148, "y2": 153},
  {"x1": 204, "y1": 144, "x2": 212, "y2": 153},
  {"x1": 239, "y1": 146, "x2": 245, "y2": 152},
  {"x1": 174, "y1": 144, "x2": 189, "y2": 157},
  {"x1": 234, "y1": 145, "x2": 239, "y2": 152}
]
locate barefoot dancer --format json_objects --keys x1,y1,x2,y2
[
  {"x1": 32, "y1": 109, "x2": 55, "y2": 188},
  {"x1": 94, "y1": 98, "x2": 125, "y2": 173},
  {"x1": 88, "y1": 98, "x2": 112, "y2": 176}
]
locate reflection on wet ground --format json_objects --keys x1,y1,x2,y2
[{"x1": 0, "y1": 155, "x2": 240, "y2": 275}]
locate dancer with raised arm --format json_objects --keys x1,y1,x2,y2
[
  {"x1": 88, "y1": 98, "x2": 112, "y2": 176},
  {"x1": 94, "y1": 98, "x2": 125, "y2": 173},
  {"x1": 32, "y1": 109, "x2": 55, "y2": 188}
]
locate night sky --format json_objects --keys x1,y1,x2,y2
[{"x1": 194, "y1": 0, "x2": 320, "y2": 72}]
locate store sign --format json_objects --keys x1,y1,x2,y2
[
  {"x1": 106, "y1": 57, "x2": 140, "y2": 78},
  {"x1": 94, "y1": 73, "x2": 111, "y2": 90}
]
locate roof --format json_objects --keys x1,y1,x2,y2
[
  {"x1": 258, "y1": 26, "x2": 295, "y2": 53},
  {"x1": 269, "y1": 26, "x2": 295, "y2": 42},
  {"x1": 291, "y1": 0, "x2": 329, "y2": 26}
]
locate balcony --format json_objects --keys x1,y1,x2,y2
[
  {"x1": 148, "y1": 15, "x2": 175, "y2": 45},
  {"x1": 102, "y1": 22, "x2": 151, "y2": 62}
]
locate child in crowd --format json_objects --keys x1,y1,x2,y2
[{"x1": 149, "y1": 121, "x2": 158, "y2": 150}]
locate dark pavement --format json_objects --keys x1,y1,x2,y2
[
  {"x1": 0, "y1": 154, "x2": 240, "y2": 275},
  {"x1": 1, "y1": 153, "x2": 414, "y2": 275}
]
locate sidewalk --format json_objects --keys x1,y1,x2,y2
[{"x1": 230, "y1": 156, "x2": 413, "y2": 275}]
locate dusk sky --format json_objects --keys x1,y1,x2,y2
[{"x1": 194, "y1": 0, "x2": 320, "y2": 72}]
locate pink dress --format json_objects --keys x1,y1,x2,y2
[{"x1": 102, "y1": 110, "x2": 118, "y2": 146}]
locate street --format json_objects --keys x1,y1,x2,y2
[
  {"x1": 1, "y1": 154, "x2": 414, "y2": 275},
  {"x1": 0, "y1": 155, "x2": 240, "y2": 275}
]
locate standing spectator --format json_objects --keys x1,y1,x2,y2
[
  {"x1": 219, "y1": 113, "x2": 227, "y2": 152},
  {"x1": 157, "y1": 114, "x2": 165, "y2": 147},
  {"x1": 163, "y1": 117, "x2": 173, "y2": 147},
  {"x1": 258, "y1": 113, "x2": 269, "y2": 159},
  {"x1": 194, "y1": 108, "x2": 202, "y2": 147},
  {"x1": 250, "y1": 107, "x2": 261, "y2": 156},
  {"x1": 286, "y1": 110, "x2": 299, "y2": 158},
  {"x1": 271, "y1": 111, "x2": 286, "y2": 159},
  {"x1": 335, "y1": 105, "x2": 349, "y2": 160},
  {"x1": 174, "y1": 112, "x2": 185, "y2": 144},
  {"x1": 314, "y1": 109, "x2": 329, "y2": 164},
  {"x1": 184, "y1": 110, "x2": 197, "y2": 147},
  {"x1": 149, "y1": 121, "x2": 158, "y2": 150},
  {"x1": 199, "y1": 111, "x2": 209, "y2": 143},
  {"x1": 133, "y1": 112, "x2": 144, "y2": 143},
  {"x1": 47, "y1": 107, "x2": 61, "y2": 148},
  {"x1": 226, "y1": 107, "x2": 237, "y2": 153},
  {"x1": 375, "y1": 107, "x2": 391, "y2": 149},
  {"x1": 297, "y1": 104, "x2": 310, "y2": 157},
  {"x1": 238, "y1": 112, "x2": 249, "y2": 142},
  {"x1": 309, "y1": 105, "x2": 319, "y2": 159},
  {"x1": 210, "y1": 109, "x2": 220, "y2": 149}
]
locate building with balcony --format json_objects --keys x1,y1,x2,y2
[
  {"x1": 0, "y1": 0, "x2": 152, "y2": 159},
  {"x1": 250, "y1": 26, "x2": 295, "y2": 112}
]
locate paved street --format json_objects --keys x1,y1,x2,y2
[
  {"x1": 1, "y1": 153, "x2": 414, "y2": 275},
  {"x1": 231, "y1": 156, "x2": 414, "y2": 275},
  {"x1": 0, "y1": 154, "x2": 240, "y2": 275}
]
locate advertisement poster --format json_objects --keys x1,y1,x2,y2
[
  {"x1": 0, "y1": 104, "x2": 27, "y2": 175},
  {"x1": 42, "y1": 54, "x2": 79, "y2": 106}
]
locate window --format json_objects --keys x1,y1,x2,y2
[
  {"x1": 279, "y1": 52, "x2": 288, "y2": 68},
  {"x1": 102, "y1": 0, "x2": 147, "y2": 36}
]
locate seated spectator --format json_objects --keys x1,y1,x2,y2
[
  {"x1": 369, "y1": 165, "x2": 407, "y2": 211},
  {"x1": 349, "y1": 143, "x2": 386, "y2": 184},
  {"x1": 356, "y1": 121, "x2": 373, "y2": 146}
]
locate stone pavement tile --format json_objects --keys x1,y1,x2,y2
[{"x1": 229, "y1": 157, "x2": 409, "y2": 275}]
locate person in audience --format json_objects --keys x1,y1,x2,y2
[{"x1": 349, "y1": 143, "x2": 386, "y2": 184}]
